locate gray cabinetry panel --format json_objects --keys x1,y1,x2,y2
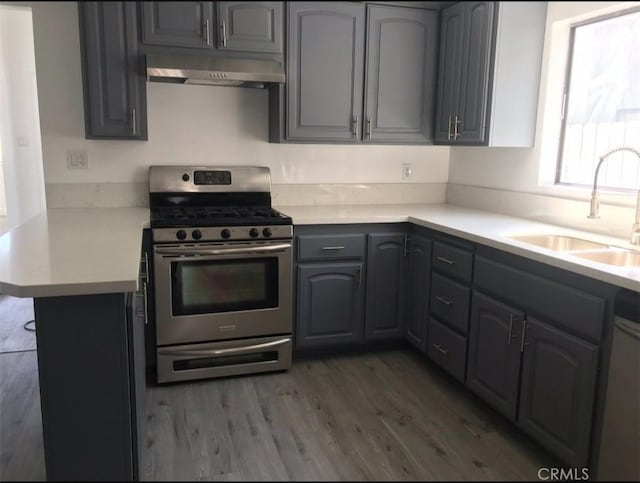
[
  {"x1": 297, "y1": 262, "x2": 365, "y2": 348},
  {"x1": 365, "y1": 233, "x2": 406, "y2": 340},
  {"x1": 430, "y1": 272, "x2": 471, "y2": 334},
  {"x1": 518, "y1": 317, "x2": 599, "y2": 466},
  {"x1": 286, "y1": 2, "x2": 365, "y2": 141},
  {"x1": 363, "y1": 5, "x2": 438, "y2": 143},
  {"x1": 217, "y1": 2, "x2": 283, "y2": 52},
  {"x1": 456, "y1": 1, "x2": 494, "y2": 143},
  {"x1": 297, "y1": 233, "x2": 366, "y2": 261},
  {"x1": 406, "y1": 234, "x2": 432, "y2": 351},
  {"x1": 79, "y1": 2, "x2": 147, "y2": 139},
  {"x1": 432, "y1": 240, "x2": 473, "y2": 284},
  {"x1": 427, "y1": 317, "x2": 467, "y2": 383},
  {"x1": 142, "y1": 1, "x2": 213, "y2": 49},
  {"x1": 434, "y1": 1, "x2": 464, "y2": 143},
  {"x1": 467, "y1": 291, "x2": 523, "y2": 420}
]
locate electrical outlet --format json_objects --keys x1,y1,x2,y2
[
  {"x1": 402, "y1": 163, "x2": 413, "y2": 180},
  {"x1": 67, "y1": 150, "x2": 88, "y2": 169}
]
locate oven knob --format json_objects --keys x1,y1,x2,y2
[
  {"x1": 192, "y1": 229, "x2": 202, "y2": 240},
  {"x1": 176, "y1": 229, "x2": 187, "y2": 240},
  {"x1": 249, "y1": 228, "x2": 260, "y2": 238},
  {"x1": 221, "y1": 228, "x2": 231, "y2": 239},
  {"x1": 182, "y1": 173, "x2": 190, "y2": 182},
  {"x1": 263, "y1": 227, "x2": 272, "y2": 237}
]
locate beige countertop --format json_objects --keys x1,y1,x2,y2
[
  {"x1": 276, "y1": 203, "x2": 640, "y2": 292},
  {"x1": 0, "y1": 208, "x2": 150, "y2": 297},
  {"x1": 0, "y1": 204, "x2": 637, "y2": 297}
]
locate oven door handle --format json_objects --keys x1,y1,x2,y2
[
  {"x1": 155, "y1": 243, "x2": 291, "y2": 257},
  {"x1": 158, "y1": 338, "x2": 291, "y2": 358}
]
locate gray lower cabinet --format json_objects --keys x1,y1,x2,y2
[
  {"x1": 286, "y1": 2, "x2": 365, "y2": 141},
  {"x1": 141, "y1": 1, "x2": 214, "y2": 49},
  {"x1": 78, "y1": 2, "x2": 147, "y2": 139},
  {"x1": 217, "y1": 2, "x2": 283, "y2": 53},
  {"x1": 365, "y1": 233, "x2": 407, "y2": 340},
  {"x1": 296, "y1": 262, "x2": 365, "y2": 348},
  {"x1": 363, "y1": 5, "x2": 439, "y2": 143},
  {"x1": 467, "y1": 291, "x2": 523, "y2": 420},
  {"x1": 518, "y1": 317, "x2": 599, "y2": 467},
  {"x1": 406, "y1": 234, "x2": 432, "y2": 351}
]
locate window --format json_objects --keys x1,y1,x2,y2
[{"x1": 557, "y1": 9, "x2": 640, "y2": 190}]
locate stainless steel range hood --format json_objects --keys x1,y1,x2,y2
[{"x1": 146, "y1": 52, "x2": 285, "y2": 88}]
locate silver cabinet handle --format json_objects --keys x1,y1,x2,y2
[
  {"x1": 143, "y1": 251, "x2": 149, "y2": 281},
  {"x1": 205, "y1": 19, "x2": 211, "y2": 45},
  {"x1": 432, "y1": 344, "x2": 449, "y2": 356},
  {"x1": 403, "y1": 234, "x2": 409, "y2": 257},
  {"x1": 321, "y1": 246, "x2": 345, "y2": 251},
  {"x1": 142, "y1": 281, "x2": 149, "y2": 325},
  {"x1": 159, "y1": 338, "x2": 290, "y2": 358},
  {"x1": 436, "y1": 256, "x2": 454, "y2": 265},
  {"x1": 356, "y1": 267, "x2": 362, "y2": 287},
  {"x1": 220, "y1": 19, "x2": 227, "y2": 47},
  {"x1": 435, "y1": 295, "x2": 452, "y2": 306},
  {"x1": 131, "y1": 108, "x2": 136, "y2": 136},
  {"x1": 454, "y1": 115, "x2": 461, "y2": 140},
  {"x1": 366, "y1": 117, "x2": 372, "y2": 139},
  {"x1": 447, "y1": 116, "x2": 452, "y2": 140},
  {"x1": 352, "y1": 116, "x2": 358, "y2": 139},
  {"x1": 520, "y1": 319, "x2": 528, "y2": 352},
  {"x1": 508, "y1": 313, "x2": 514, "y2": 345}
]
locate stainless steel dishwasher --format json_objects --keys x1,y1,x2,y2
[{"x1": 597, "y1": 290, "x2": 640, "y2": 481}]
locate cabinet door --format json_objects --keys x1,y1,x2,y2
[
  {"x1": 363, "y1": 5, "x2": 439, "y2": 143},
  {"x1": 79, "y1": 2, "x2": 147, "y2": 139},
  {"x1": 127, "y1": 292, "x2": 146, "y2": 478},
  {"x1": 518, "y1": 317, "x2": 599, "y2": 466},
  {"x1": 217, "y1": 1, "x2": 282, "y2": 53},
  {"x1": 456, "y1": 1, "x2": 494, "y2": 144},
  {"x1": 287, "y1": 2, "x2": 365, "y2": 141},
  {"x1": 406, "y1": 235, "x2": 432, "y2": 351},
  {"x1": 365, "y1": 233, "x2": 406, "y2": 340},
  {"x1": 142, "y1": 1, "x2": 213, "y2": 49},
  {"x1": 434, "y1": 2, "x2": 464, "y2": 143},
  {"x1": 467, "y1": 291, "x2": 523, "y2": 420},
  {"x1": 297, "y1": 262, "x2": 364, "y2": 348}
]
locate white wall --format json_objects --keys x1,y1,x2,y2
[
  {"x1": 25, "y1": 1, "x2": 448, "y2": 202},
  {"x1": 0, "y1": 4, "x2": 46, "y2": 227},
  {"x1": 447, "y1": 2, "x2": 640, "y2": 238}
]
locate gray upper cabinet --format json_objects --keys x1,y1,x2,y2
[
  {"x1": 406, "y1": 234, "x2": 432, "y2": 351},
  {"x1": 296, "y1": 262, "x2": 365, "y2": 348},
  {"x1": 286, "y1": 2, "x2": 365, "y2": 142},
  {"x1": 467, "y1": 291, "x2": 523, "y2": 420},
  {"x1": 365, "y1": 233, "x2": 407, "y2": 340},
  {"x1": 141, "y1": 2, "x2": 214, "y2": 49},
  {"x1": 217, "y1": 2, "x2": 283, "y2": 53},
  {"x1": 435, "y1": 1, "x2": 547, "y2": 146},
  {"x1": 79, "y1": 2, "x2": 147, "y2": 140},
  {"x1": 518, "y1": 317, "x2": 599, "y2": 467},
  {"x1": 363, "y1": 5, "x2": 439, "y2": 143}
]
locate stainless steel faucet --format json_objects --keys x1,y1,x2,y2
[{"x1": 587, "y1": 146, "x2": 640, "y2": 245}]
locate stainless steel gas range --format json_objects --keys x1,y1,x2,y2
[{"x1": 149, "y1": 166, "x2": 293, "y2": 383}]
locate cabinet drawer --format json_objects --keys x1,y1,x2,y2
[
  {"x1": 474, "y1": 255, "x2": 605, "y2": 342},
  {"x1": 430, "y1": 272, "x2": 471, "y2": 334},
  {"x1": 427, "y1": 317, "x2": 467, "y2": 383},
  {"x1": 297, "y1": 234, "x2": 366, "y2": 261},
  {"x1": 432, "y1": 241, "x2": 473, "y2": 283}
]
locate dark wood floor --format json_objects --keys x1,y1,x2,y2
[
  {"x1": 144, "y1": 349, "x2": 554, "y2": 481},
  {"x1": 0, "y1": 297, "x2": 554, "y2": 482}
]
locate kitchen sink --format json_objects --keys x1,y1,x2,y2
[
  {"x1": 570, "y1": 249, "x2": 640, "y2": 267},
  {"x1": 507, "y1": 234, "x2": 609, "y2": 252}
]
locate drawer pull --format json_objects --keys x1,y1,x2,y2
[
  {"x1": 432, "y1": 343, "x2": 449, "y2": 356},
  {"x1": 435, "y1": 295, "x2": 452, "y2": 307},
  {"x1": 436, "y1": 256, "x2": 455, "y2": 265},
  {"x1": 322, "y1": 246, "x2": 345, "y2": 251}
]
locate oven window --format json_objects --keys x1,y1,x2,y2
[{"x1": 171, "y1": 258, "x2": 278, "y2": 315}]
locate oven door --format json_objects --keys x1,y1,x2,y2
[{"x1": 153, "y1": 241, "x2": 292, "y2": 345}]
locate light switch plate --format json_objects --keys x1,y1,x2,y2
[{"x1": 67, "y1": 150, "x2": 88, "y2": 169}]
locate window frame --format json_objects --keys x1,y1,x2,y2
[{"x1": 555, "y1": 6, "x2": 640, "y2": 192}]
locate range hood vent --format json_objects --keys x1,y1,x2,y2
[{"x1": 146, "y1": 52, "x2": 285, "y2": 88}]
